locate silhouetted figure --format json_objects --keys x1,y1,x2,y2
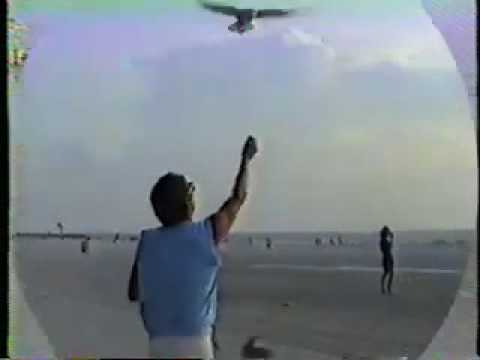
[
  {"x1": 57, "y1": 222, "x2": 64, "y2": 240},
  {"x1": 329, "y1": 237, "x2": 335, "y2": 246},
  {"x1": 114, "y1": 232, "x2": 120, "y2": 243},
  {"x1": 265, "y1": 237, "x2": 272, "y2": 250},
  {"x1": 242, "y1": 336, "x2": 274, "y2": 359},
  {"x1": 337, "y1": 235, "x2": 343, "y2": 246},
  {"x1": 315, "y1": 237, "x2": 321, "y2": 246},
  {"x1": 380, "y1": 226, "x2": 395, "y2": 294},
  {"x1": 249, "y1": 237, "x2": 254, "y2": 246},
  {"x1": 81, "y1": 237, "x2": 90, "y2": 254}
]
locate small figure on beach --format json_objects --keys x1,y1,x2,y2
[
  {"x1": 113, "y1": 232, "x2": 120, "y2": 243},
  {"x1": 81, "y1": 237, "x2": 90, "y2": 254},
  {"x1": 315, "y1": 237, "x2": 321, "y2": 246},
  {"x1": 199, "y1": 0, "x2": 299, "y2": 34},
  {"x1": 329, "y1": 237, "x2": 335, "y2": 246},
  {"x1": 57, "y1": 222, "x2": 64, "y2": 240},
  {"x1": 337, "y1": 235, "x2": 343, "y2": 246},
  {"x1": 380, "y1": 225, "x2": 395, "y2": 294},
  {"x1": 128, "y1": 136, "x2": 258, "y2": 359},
  {"x1": 265, "y1": 237, "x2": 272, "y2": 250}
]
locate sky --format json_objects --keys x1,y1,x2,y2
[{"x1": 9, "y1": 0, "x2": 477, "y2": 233}]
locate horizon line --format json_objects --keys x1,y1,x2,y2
[{"x1": 12, "y1": 227, "x2": 475, "y2": 237}]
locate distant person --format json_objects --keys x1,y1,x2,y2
[
  {"x1": 329, "y1": 237, "x2": 335, "y2": 246},
  {"x1": 57, "y1": 222, "x2": 64, "y2": 240},
  {"x1": 81, "y1": 237, "x2": 90, "y2": 254},
  {"x1": 337, "y1": 235, "x2": 343, "y2": 246},
  {"x1": 315, "y1": 237, "x2": 321, "y2": 247},
  {"x1": 265, "y1": 237, "x2": 272, "y2": 250},
  {"x1": 249, "y1": 237, "x2": 254, "y2": 246},
  {"x1": 114, "y1": 233, "x2": 119, "y2": 243},
  {"x1": 380, "y1": 225, "x2": 395, "y2": 294},
  {"x1": 128, "y1": 136, "x2": 258, "y2": 359}
]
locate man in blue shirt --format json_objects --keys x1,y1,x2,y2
[{"x1": 128, "y1": 136, "x2": 258, "y2": 359}]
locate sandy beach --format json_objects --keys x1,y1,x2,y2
[{"x1": 10, "y1": 233, "x2": 470, "y2": 359}]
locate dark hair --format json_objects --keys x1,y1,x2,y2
[
  {"x1": 380, "y1": 226, "x2": 391, "y2": 240},
  {"x1": 150, "y1": 172, "x2": 193, "y2": 226}
]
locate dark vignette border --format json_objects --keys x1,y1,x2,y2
[
  {"x1": 2, "y1": 0, "x2": 10, "y2": 357},
  {"x1": 0, "y1": 4, "x2": 477, "y2": 360},
  {"x1": 476, "y1": 10, "x2": 480, "y2": 356}
]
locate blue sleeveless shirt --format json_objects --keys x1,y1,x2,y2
[{"x1": 136, "y1": 219, "x2": 221, "y2": 338}]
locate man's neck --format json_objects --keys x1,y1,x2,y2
[{"x1": 163, "y1": 219, "x2": 193, "y2": 228}]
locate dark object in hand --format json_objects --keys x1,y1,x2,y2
[
  {"x1": 242, "y1": 135, "x2": 258, "y2": 160},
  {"x1": 241, "y1": 336, "x2": 274, "y2": 359}
]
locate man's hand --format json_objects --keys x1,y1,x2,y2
[{"x1": 242, "y1": 135, "x2": 258, "y2": 161}]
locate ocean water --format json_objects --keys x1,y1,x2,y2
[
  {"x1": 14, "y1": 229, "x2": 474, "y2": 247},
  {"x1": 14, "y1": 230, "x2": 475, "y2": 246},
  {"x1": 229, "y1": 229, "x2": 474, "y2": 245}
]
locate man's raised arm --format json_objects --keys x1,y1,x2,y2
[{"x1": 211, "y1": 136, "x2": 258, "y2": 244}]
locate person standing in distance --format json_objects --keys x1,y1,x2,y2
[
  {"x1": 380, "y1": 225, "x2": 395, "y2": 294},
  {"x1": 128, "y1": 136, "x2": 258, "y2": 359}
]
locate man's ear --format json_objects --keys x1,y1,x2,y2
[{"x1": 185, "y1": 193, "x2": 195, "y2": 213}]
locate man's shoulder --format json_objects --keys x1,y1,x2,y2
[
  {"x1": 140, "y1": 226, "x2": 162, "y2": 234},
  {"x1": 137, "y1": 227, "x2": 162, "y2": 243},
  {"x1": 197, "y1": 217, "x2": 215, "y2": 232},
  {"x1": 141, "y1": 222, "x2": 209, "y2": 234}
]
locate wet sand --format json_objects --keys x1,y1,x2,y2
[{"x1": 11, "y1": 237, "x2": 468, "y2": 359}]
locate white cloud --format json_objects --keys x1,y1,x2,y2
[
  {"x1": 281, "y1": 11, "x2": 459, "y2": 73},
  {"x1": 337, "y1": 42, "x2": 456, "y2": 71},
  {"x1": 283, "y1": 27, "x2": 325, "y2": 46},
  {"x1": 332, "y1": 15, "x2": 457, "y2": 71},
  {"x1": 278, "y1": 20, "x2": 456, "y2": 80},
  {"x1": 283, "y1": 27, "x2": 336, "y2": 60}
]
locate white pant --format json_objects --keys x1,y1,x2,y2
[{"x1": 149, "y1": 335, "x2": 214, "y2": 359}]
